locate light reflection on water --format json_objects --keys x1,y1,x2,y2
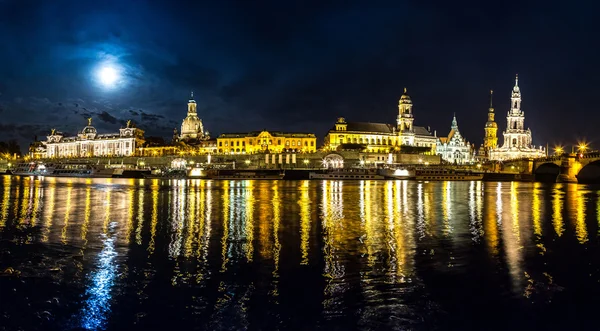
[{"x1": 0, "y1": 176, "x2": 599, "y2": 330}]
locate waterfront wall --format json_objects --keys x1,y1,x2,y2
[{"x1": 33, "y1": 151, "x2": 441, "y2": 169}]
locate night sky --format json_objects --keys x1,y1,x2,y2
[{"x1": 0, "y1": 0, "x2": 598, "y2": 152}]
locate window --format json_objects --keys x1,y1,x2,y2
[
  {"x1": 278, "y1": 139, "x2": 281, "y2": 145},
  {"x1": 242, "y1": 141, "x2": 245, "y2": 146},
  {"x1": 311, "y1": 141, "x2": 314, "y2": 146},
  {"x1": 297, "y1": 140, "x2": 301, "y2": 146},
  {"x1": 304, "y1": 141, "x2": 307, "y2": 146},
  {"x1": 292, "y1": 141, "x2": 296, "y2": 146},
  {"x1": 286, "y1": 141, "x2": 290, "y2": 146},
  {"x1": 236, "y1": 141, "x2": 240, "y2": 146}
]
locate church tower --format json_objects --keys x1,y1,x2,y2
[
  {"x1": 502, "y1": 74, "x2": 531, "y2": 149},
  {"x1": 187, "y1": 91, "x2": 197, "y2": 115},
  {"x1": 397, "y1": 87, "x2": 414, "y2": 133},
  {"x1": 483, "y1": 89, "x2": 498, "y2": 154},
  {"x1": 179, "y1": 91, "x2": 208, "y2": 141}
]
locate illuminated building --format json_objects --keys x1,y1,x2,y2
[
  {"x1": 216, "y1": 130, "x2": 317, "y2": 154},
  {"x1": 323, "y1": 88, "x2": 437, "y2": 153},
  {"x1": 490, "y1": 75, "x2": 545, "y2": 160},
  {"x1": 28, "y1": 141, "x2": 46, "y2": 159},
  {"x1": 436, "y1": 114, "x2": 474, "y2": 164},
  {"x1": 45, "y1": 119, "x2": 145, "y2": 158},
  {"x1": 179, "y1": 92, "x2": 210, "y2": 141},
  {"x1": 482, "y1": 90, "x2": 498, "y2": 157}
]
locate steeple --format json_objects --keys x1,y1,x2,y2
[
  {"x1": 451, "y1": 113, "x2": 458, "y2": 129},
  {"x1": 397, "y1": 87, "x2": 414, "y2": 132},
  {"x1": 187, "y1": 91, "x2": 197, "y2": 114},
  {"x1": 512, "y1": 74, "x2": 520, "y2": 95},
  {"x1": 489, "y1": 89, "x2": 494, "y2": 111}
]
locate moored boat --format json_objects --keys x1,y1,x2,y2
[
  {"x1": 207, "y1": 169, "x2": 285, "y2": 180},
  {"x1": 378, "y1": 167, "x2": 416, "y2": 180},
  {"x1": 415, "y1": 168, "x2": 483, "y2": 181},
  {"x1": 309, "y1": 168, "x2": 384, "y2": 180}
]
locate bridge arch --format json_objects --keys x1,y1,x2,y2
[
  {"x1": 576, "y1": 160, "x2": 600, "y2": 184},
  {"x1": 533, "y1": 162, "x2": 560, "y2": 182}
]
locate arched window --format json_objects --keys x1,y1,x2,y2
[
  {"x1": 512, "y1": 138, "x2": 517, "y2": 146},
  {"x1": 513, "y1": 122, "x2": 517, "y2": 129}
]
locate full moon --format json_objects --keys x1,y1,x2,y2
[{"x1": 97, "y1": 65, "x2": 119, "y2": 88}]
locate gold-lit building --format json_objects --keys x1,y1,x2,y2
[
  {"x1": 179, "y1": 92, "x2": 210, "y2": 141},
  {"x1": 217, "y1": 130, "x2": 317, "y2": 154},
  {"x1": 482, "y1": 90, "x2": 498, "y2": 156},
  {"x1": 323, "y1": 88, "x2": 437, "y2": 153}
]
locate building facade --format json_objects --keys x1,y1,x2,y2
[
  {"x1": 483, "y1": 90, "x2": 498, "y2": 156},
  {"x1": 45, "y1": 119, "x2": 145, "y2": 158},
  {"x1": 436, "y1": 114, "x2": 474, "y2": 164},
  {"x1": 179, "y1": 92, "x2": 210, "y2": 141},
  {"x1": 323, "y1": 88, "x2": 437, "y2": 153},
  {"x1": 217, "y1": 130, "x2": 317, "y2": 154},
  {"x1": 489, "y1": 75, "x2": 545, "y2": 161}
]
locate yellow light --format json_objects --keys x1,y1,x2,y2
[
  {"x1": 244, "y1": 159, "x2": 251, "y2": 165},
  {"x1": 393, "y1": 169, "x2": 410, "y2": 177},
  {"x1": 476, "y1": 163, "x2": 482, "y2": 168},
  {"x1": 303, "y1": 159, "x2": 309, "y2": 164}
]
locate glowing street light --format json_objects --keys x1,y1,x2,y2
[
  {"x1": 303, "y1": 159, "x2": 309, "y2": 165},
  {"x1": 244, "y1": 159, "x2": 251, "y2": 165},
  {"x1": 554, "y1": 146, "x2": 564, "y2": 155},
  {"x1": 578, "y1": 143, "x2": 588, "y2": 153}
]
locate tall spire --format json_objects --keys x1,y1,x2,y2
[
  {"x1": 515, "y1": 74, "x2": 519, "y2": 86},
  {"x1": 489, "y1": 89, "x2": 494, "y2": 110},
  {"x1": 451, "y1": 113, "x2": 458, "y2": 129},
  {"x1": 403, "y1": 87, "x2": 407, "y2": 94},
  {"x1": 190, "y1": 91, "x2": 194, "y2": 100}
]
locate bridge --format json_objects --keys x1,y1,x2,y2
[{"x1": 502, "y1": 153, "x2": 600, "y2": 183}]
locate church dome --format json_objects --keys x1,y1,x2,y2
[
  {"x1": 82, "y1": 126, "x2": 97, "y2": 134},
  {"x1": 399, "y1": 87, "x2": 412, "y2": 103}
]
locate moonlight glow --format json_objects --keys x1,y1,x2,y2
[{"x1": 96, "y1": 65, "x2": 120, "y2": 88}]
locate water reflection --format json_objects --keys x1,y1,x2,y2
[{"x1": 0, "y1": 177, "x2": 599, "y2": 330}]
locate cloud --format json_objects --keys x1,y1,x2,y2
[{"x1": 97, "y1": 110, "x2": 118, "y2": 124}]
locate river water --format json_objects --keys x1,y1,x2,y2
[{"x1": 0, "y1": 176, "x2": 599, "y2": 330}]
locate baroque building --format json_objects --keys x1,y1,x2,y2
[
  {"x1": 436, "y1": 114, "x2": 474, "y2": 164},
  {"x1": 179, "y1": 92, "x2": 210, "y2": 141},
  {"x1": 483, "y1": 90, "x2": 498, "y2": 156},
  {"x1": 45, "y1": 119, "x2": 145, "y2": 158},
  {"x1": 489, "y1": 75, "x2": 545, "y2": 161},
  {"x1": 323, "y1": 88, "x2": 437, "y2": 153},
  {"x1": 217, "y1": 130, "x2": 317, "y2": 154}
]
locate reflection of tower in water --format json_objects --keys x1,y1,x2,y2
[
  {"x1": 321, "y1": 180, "x2": 345, "y2": 309},
  {"x1": 552, "y1": 184, "x2": 564, "y2": 237},
  {"x1": 299, "y1": 180, "x2": 311, "y2": 265},
  {"x1": 565, "y1": 184, "x2": 588, "y2": 244},
  {"x1": 0, "y1": 176, "x2": 12, "y2": 228}
]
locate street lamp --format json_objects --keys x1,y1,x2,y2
[
  {"x1": 245, "y1": 159, "x2": 251, "y2": 165},
  {"x1": 554, "y1": 146, "x2": 564, "y2": 156}
]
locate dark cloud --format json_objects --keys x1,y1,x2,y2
[{"x1": 97, "y1": 111, "x2": 118, "y2": 124}]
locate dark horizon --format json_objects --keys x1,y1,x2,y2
[{"x1": 1, "y1": 0, "x2": 598, "y2": 153}]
